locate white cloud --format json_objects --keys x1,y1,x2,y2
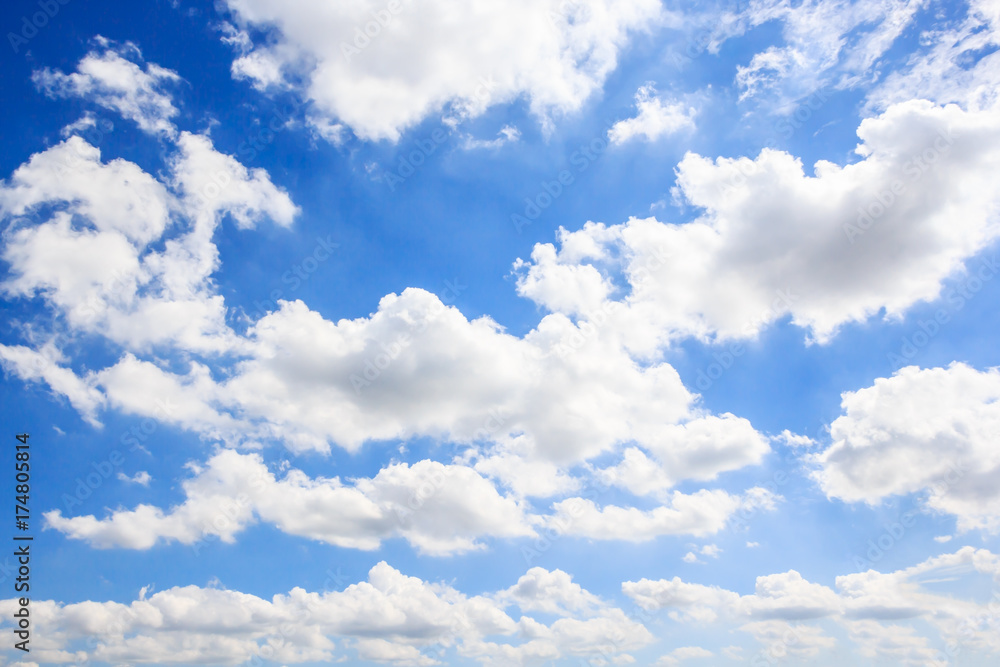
[
  {"x1": 772, "y1": 429, "x2": 816, "y2": 448},
  {"x1": 699, "y1": 544, "x2": 721, "y2": 558},
  {"x1": 0, "y1": 127, "x2": 296, "y2": 356},
  {"x1": 609, "y1": 84, "x2": 695, "y2": 144},
  {"x1": 731, "y1": 0, "x2": 924, "y2": 108},
  {"x1": 589, "y1": 414, "x2": 770, "y2": 501},
  {"x1": 868, "y1": 0, "x2": 1000, "y2": 112},
  {"x1": 496, "y1": 567, "x2": 603, "y2": 617},
  {"x1": 515, "y1": 100, "x2": 1000, "y2": 347},
  {"x1": 117, "y1": 470, "x2": 152, "y2": 486},
  {"x1": 45, "y1": 450, "x2": 535, "y2": 555},
  {"x1": 626, "y1": 547, "x2": 1000, "y2": 660},
  {"x1": 0, "y1": 343, "x2": 104, "y2": 424},
  {"x1": 655, "y1": 645, "x2": 713, "y2": 665},
  {"x1": 814, "y1": 363, "x2": 1000, "y2": 533},
  {"x1": 220, "y1": 0, "x2": 664, "y2": 141},
  {"x1": 463, "y1": 125, "x2": 521, "y2": 150},
  {"x1": 546, "y1": 486, "x2": 777, "y2": 542},
  {"x1": 33, "y1": 39, "x2": 181, "y2": 137},
  {"x1": 1, "y1": 45, "x2": 779, "y2": 518},
  {"x1": 0, "y1": 562, "x2": 652, "y2": 665}
]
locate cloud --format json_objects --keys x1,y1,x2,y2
[
  {"x1": 515, "y1": 100, "x2": 1000, "y2": 347},
  {"x1": 117, "y1": 470, "x2": 152, "y2": 486},
  {"x1": 868, "y1": 0, "x2": 1000, "y2": 112},
  {"x1": 0, "y1": 46, "x2": 780, "y2": 518},
  {"x1": 220, "y1": 0, "x2": 664, "y2": 141},
  {"x1": 495, "y1": 567, "x2": 603, "y2": 617},
  {"x1": 44, "y1": 450, "x2": 535, "y2": 555},
  {"x1": 33, "y1": 38, "x2": 181, "y2": 137},
  {"x1": 0, "y1": 129, "x2": 296, "y2": 355},
  {"x1": 0, "y1": 563, "x2": 651, "y2": 665},
  {"x1": 545, "y1": 486, "x2": 777, "y2": 542},
  {"x1": 655, "y1": 645, "x2": 713, "y2": 665},
  {"x1": 730, "y1": 0, "x2": 924, "y2": 108},
  {"x1": 625, "y1": 547, "x2": 1000, "y2": 660},
  {"x1": 462, "y1": 125, "x2": 521, "y2": 150},
  {"x1": 814, "y1": 362, "x2": 1000, "y2": 533},
  {"x1": 0, "y1": 344, "x2": 104, "y2": 424},
  {"x1": 608, "y1": 84, "x2": 695, "y2": 144}
]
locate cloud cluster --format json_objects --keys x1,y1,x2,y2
[
  {"x1": 814, "y1": 362, "x2": 1000, "y2": 533},
  {"x1": 220, "y1": 0, "x2": 665, "y2": 141},
  {"x1": 515, "y1": 100, "x2": 1000, "y2": 347},
  {"x1": 44, "y1": 449, "x2": 771, "y2": 553},
  {"x1": 624, "y1": 546, "x2": 1000, "y2": 663},
  {"x1": 0, "y1": 564, "x2": 652, "y2": 665}
]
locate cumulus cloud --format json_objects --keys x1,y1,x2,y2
[
  {"x1": 45, "y1": 450, "x2": 535, "y2": 555},
  {"x1": 624, "y1": 547, "x2": 1000, "y2": 661},
  {"x1": 545, "y1": 486, "x2": 777, "y2": 542},
  {"x1": 33, "y1": 39, "x2": 181, "y2": 136},
  {"x1": 0, "y1": 563, "x2": 652, "y2": 665},
  {"x1": 2, "y1": 46, "x2": 776, "y2": 527},
  {"x1": 814, "y1": 363, "x2": 1000, "y2": 533},
  {"x1": 515, "y1": 100, "x2": 1000, "y2": 348},
  {"x1": 220, "y1": 0, "x2": 664, "y2": 141},
  {"x1": 608, "y1": 84, "x2": 695, "y2": 144},
  {"x1": 0, "y1": 130, "x2": 296, "y2": 355},
  {"x1": 46, "y1": 448, "x2": 772, "y2": 553},
  {"x1": 495, "y1": 567, "x2": 603, "y2": 617}
]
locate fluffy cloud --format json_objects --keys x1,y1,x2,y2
[
  {"x1": 0, "y1": 564, "x2": 651, "y2": 665},
  {"x1": 0, "y1": 129, "x2": 296, "y2": 355},
  {"x1": 2, "y1": 46, "x2": 775, "y2": 510},
  {"x1": 546, "y1": 486, "x2": 777, "y2": 542},
  {"x1": 608, "y1": 84, "x2": 695, "y2": 144},
  {"x1": 515, "y1": 100, "x2": 1000, "y2": 347},
  {"x1": 33, "y1": 39, "x2": 181, "y2": 136},
  {"x1": 220, "y1": 0, "x2": 664, "y2": 141},
  {"x1": 814, "y1": 363, "x2": 1000, "y2": 532},
  {"x1": 44, "y1": 449, "x2": 535, "y2": 555},
  {"x1": 624, "y1": 546, "x2": 1000, "y2": 661},
  {"x1": 495, "y1": 567, "x2": 603, "y2": 617},
  {"x1": 45, "y1": 448, "x2": 771, "y2": 553}
]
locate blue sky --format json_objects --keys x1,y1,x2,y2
[{"x1": 2, "y1": 0, "x2": 1000, "y2": 665}]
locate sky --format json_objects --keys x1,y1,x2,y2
[{"x1": 1, "y1": 0, "x2": 1000, "y2": 665}]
